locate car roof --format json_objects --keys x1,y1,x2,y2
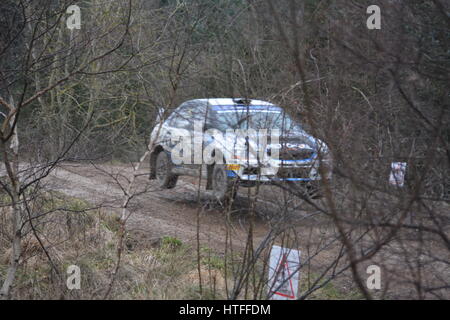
[{"x1": 193, "y1": 98, "x2": 275, "y2": 107}]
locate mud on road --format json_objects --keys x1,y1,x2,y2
[
  {"x1": 47, "y1": 162, "x2": 328, "y2": 252},
  {"x1": 44, "y1": 162, "x2": 450, "y2": 299}
]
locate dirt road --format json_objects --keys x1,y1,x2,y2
[
  {"x1": 44, "y1": 162, "x2": 449, "y2": 299},
  {"x1": 47, "y1": 162, "x2": 315, "y2": 251}
]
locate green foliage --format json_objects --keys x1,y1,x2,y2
[
  {"x1": 200, "y1": 246, "x2": 225, "y2": 271},
  {"x1": 161, "y1": 236, "x2": 183, "y2": 250}
]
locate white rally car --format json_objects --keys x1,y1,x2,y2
[{"x1": 149, "y1": 98, "x2": 332, "y2": 201}]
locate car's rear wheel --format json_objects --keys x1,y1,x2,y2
[
  {"x1": 155, "y1": 151, "x2": 178, "y2": 189},
  {"x1": 212, "y1": 164, "x2": 238, "y2": 203}
]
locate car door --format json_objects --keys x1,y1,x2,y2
[
  {"x1": 165, "y1": 102, "x2": 204, "y2": 167},
  {"x1": 161, "y1": 105, "x2": 190, "y2": 165}
]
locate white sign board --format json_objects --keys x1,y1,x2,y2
[
  {"x1": 268, "y1": 245, "x2": 301, "y2": 300},
  {"x1": 389, "y1": 162, "x2": 407, "y2": 187}
]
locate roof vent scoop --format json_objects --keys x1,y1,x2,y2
[{"x1": 233, "y1": 98, "x2": 252, "y2": 105}]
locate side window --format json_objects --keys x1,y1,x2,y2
[
  {"x1": 168, "y1": 102, "x2": 206, "y2": 130},
  {"x1": 165, "y1": 111, "x2": 177, "y2": 127},
  {"x1": 166, "y1": 105, "x2": 188, "y2": 129},
  {"x1": 191, "y1": 103, "x2": 207, "y2": 127}
]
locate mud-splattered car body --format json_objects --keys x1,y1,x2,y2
[{"x1": 149, "y1": 98, "x2": 332, "y2": 199}]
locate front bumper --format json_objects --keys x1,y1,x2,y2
[{"x1": 226, "y1": 158, "x2": 332, "y2": 183}]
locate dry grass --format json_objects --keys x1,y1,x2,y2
[
  {"x1": 0, "y1": 192, "x2": 228, "y2": 299},
  {"x1": 0, "y1": 191, "x2": 362, "y2": 300}
]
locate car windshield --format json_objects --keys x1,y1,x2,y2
[{"x1": 208, "y1": 105, "x2": 302, "y2": 132}]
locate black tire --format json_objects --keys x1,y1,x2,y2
[
  {"x1": 212, "y1": 164, "x2": 238, "y2": 203},
  {"x1": 155, "y1": 151, "x2": 178, "y2": 189}
]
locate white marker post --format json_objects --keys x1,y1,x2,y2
[
  {"x1": 389, "y1": 162, "x2": 407, "y2": 187},
  {"x1": 268, "y1": 245, "x2": 301, "y2": 300}
]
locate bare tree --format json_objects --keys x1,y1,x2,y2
[{"x1": 0, "y1": 0, "x2": 134, "y2": 299}]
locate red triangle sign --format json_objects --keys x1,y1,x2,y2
[{"x1": 273, "y1": 253, "x2": 296, "y2": 299}]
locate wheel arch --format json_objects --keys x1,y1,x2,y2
[{"x1": 149, "y1": 145, "x2": 165, "y2": 179}]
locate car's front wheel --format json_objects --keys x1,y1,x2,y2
[
  {"x1": 211, "y1": 164, "x2": 238, "y2": 203},
  {"x1": 155, "y1": 151, "x2": 178, "y2": 189}
]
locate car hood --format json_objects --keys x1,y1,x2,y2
[
  {"x1": 278, "y1": 130, "x2": 318, "y2": 150},
  {"x1": 226, "y1": 129, "x2": 327, "y2": 157}
]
